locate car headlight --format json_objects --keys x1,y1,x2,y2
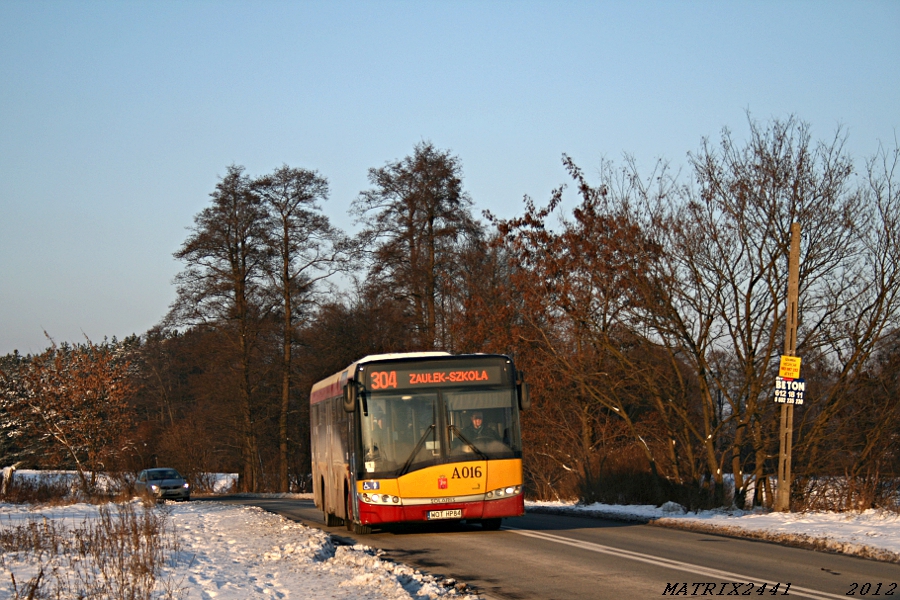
[
  {"x1": 183, "y1": 482, "x2": 190, "y2": 489},
  {"x1": 150, "y1": 484, "x2": 159, "y2": 492}
]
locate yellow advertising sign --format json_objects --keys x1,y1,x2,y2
[{"x1": 779, "y1": 355, "x2": 801, "y2": 379}]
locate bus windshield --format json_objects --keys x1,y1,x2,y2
[
  {"x1": 446, "y1": 389, "x2": 521, "y2": 459},
  {"x1": 359, "y1": 388, "x2": 521, "y2": 476},
  {"x1": 361, "y1": 392, "x2": 439, "y2": 475}
]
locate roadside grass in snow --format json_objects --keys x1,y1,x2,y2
[
  {"x1": 0, "y1": 476, "x2": 80, "y2": 507},
  {"x1": 0, "y1": 502, "x2": 184, "y2": 599},
  {"x1": 0, "y1": 472, "x2": 137, "y2": 507}
]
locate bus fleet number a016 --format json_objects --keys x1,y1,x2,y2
[{"x1": 452, "y1": 465, "x2": 482, "y2": 479}]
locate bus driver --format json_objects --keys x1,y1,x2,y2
[{"x1": 460, "y1": 411, "x2": 500, "y2": 442}]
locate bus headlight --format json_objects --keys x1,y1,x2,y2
[
  {"x1": 485, "y1": 485, "x2": 521, "y2": 500},
  {"x1": 361, "y1": 493, "x2": 401, "y2": 504}
]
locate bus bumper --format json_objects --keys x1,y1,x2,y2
[{"x1": 358, "y1": 494, "x2": 524, "y2": 525}]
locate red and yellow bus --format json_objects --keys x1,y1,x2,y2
[{"x1": 310, "y1": 352, "x2": 530, "y2": 534}]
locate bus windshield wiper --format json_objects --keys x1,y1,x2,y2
[
  {"x1": 449, "y1": 425, "x2": 489, "y2": 460},
  {"x1": 399, "y1": 424, "x2": 436, "y2": 476}
]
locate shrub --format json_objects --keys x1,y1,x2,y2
[{"x1": 0, "y1": 502, "x2": 184, "y2": 599}]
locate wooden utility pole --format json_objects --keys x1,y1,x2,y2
[{"x1": 775, "y1": 222, "x2": 801, "y2": 512}]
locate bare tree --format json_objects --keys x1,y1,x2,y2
[
  {"x1": 167, "y1": 165, "x2": 273, "y2": 492},
  {"x1": 791, "y1": 140, "x2": 900, "y2": 507},
  {"x1": 253, "y1": 165, "x2": 347, "y2": 492},
  {"x1": 630, "y1": 116, "x2": 900, "y2": 507},
  {"x1": 352, "y1": 142, "x2": 479, "y2": 349}
]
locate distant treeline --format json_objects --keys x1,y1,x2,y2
[{"x1": 3, "y1": 117, "x2": 899, "y2": 511}]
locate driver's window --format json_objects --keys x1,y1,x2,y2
[{"x1": 445, "y1": 390, "x2": 518, "y2": 457}]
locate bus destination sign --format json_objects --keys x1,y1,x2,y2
[{"x1": 367, "y1": 366, "x2": 503, "y2": 390}]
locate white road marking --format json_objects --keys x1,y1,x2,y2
[{"x1": 505, "y1": 527, "x2": 847, "y2": 600}]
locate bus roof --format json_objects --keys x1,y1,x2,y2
[{"x1": 309, "y1": 352, "x2": 451, "y2": 405}]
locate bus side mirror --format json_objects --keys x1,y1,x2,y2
[
  {"x1": 516, "y1": 371, "x2": 531, "y2": 410},
  {"x1": 343, "y1": 383, "x2": 357, "y2": 413},
  {"x1": 518, "y1": 382, "x2": 531, "y2": 410}
]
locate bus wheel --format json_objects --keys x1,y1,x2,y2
[
  {"x1": 481, "y1": 518, "x2": 502, "y2": 531},
  {"x1": 353, "y1": 522, "x2": 372, "y2": 535},
  {"x1": 345, "y1": 487, "x2": 371, "y2": 534},
  {"x1": 325, "y1": 511, "x2": 341, "y2": 527},
  {"x1": 345, "y1": 486, "x2": 355, "y2": 532},
  {"x1": 344, "y1": 492, "x2": 354, "y2": 532}
]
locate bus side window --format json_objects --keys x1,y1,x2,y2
[{"x1": 310, "y1": 404, "x2": 316, "y2": 458}]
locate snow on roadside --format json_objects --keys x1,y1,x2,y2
[
  {"x1": 527, "y1": 500, "x2": 900, "y2": 562},
  {"x1": 0, "y1": 501, "x2": 481, "y2": 600}
]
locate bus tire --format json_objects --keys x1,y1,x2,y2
[
  {"x1": 345, "y1": 485, "x2": 355, "y2": 532},
  {"x1": 481, "y1": 518, "x2": 502, "y2": 530},
  {"x1": 353, "y1": 522, "x2": 372, "y2": 535},
  {"x1": 325, "y1": 511, "x2": 341, "y2": 527}
]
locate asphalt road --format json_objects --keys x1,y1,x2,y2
[{"x1": 204, "y1": 496, "x2": 900, "y2": 600}]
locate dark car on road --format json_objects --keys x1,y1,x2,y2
[{"x1": 136, "y1": 468, "x2": 190, "y2": 501}]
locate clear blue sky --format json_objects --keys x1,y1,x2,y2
[{"x1": 1, "y1": 1, "x2": 897, "y2": 356}]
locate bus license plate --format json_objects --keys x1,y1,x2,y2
[{"x1": 427, "y1": 509, "x2": 462, "y2": 520}]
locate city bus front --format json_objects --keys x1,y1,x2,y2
[{"x1": 349, "y1": 356, "x2": 526, "y2": 530}]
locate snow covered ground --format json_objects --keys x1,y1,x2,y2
[{"x1": 0, "y1": 499, "x2": 480, "y2": 599}]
